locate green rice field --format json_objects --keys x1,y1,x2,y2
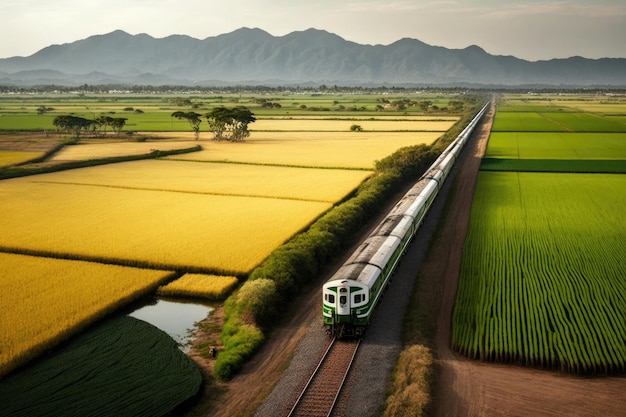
[
  {"x1": 453, "y1": 95, "x2": 626, "y2": 375},
  {"x1": 453, "y1": 172, "x2": 626, "y2": 374}
]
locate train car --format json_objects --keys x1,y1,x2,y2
[{"x1": 323, "y1": 101, "x2": 490, "y2": 338}]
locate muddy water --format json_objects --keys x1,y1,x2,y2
[{"x1": 128, "y1": 297, "x2": 214, "y2": 352}]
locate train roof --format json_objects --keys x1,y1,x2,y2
[{"x1": 325, "y1": 263, "x2": 381, "y2": 289}]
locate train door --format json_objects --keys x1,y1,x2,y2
[{"x1": 337, "y1": 284, "x2": 350, "y2": 316}]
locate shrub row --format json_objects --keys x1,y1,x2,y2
[{"x1": 213, "y1": 103, "x2": 484, "y2": 381}]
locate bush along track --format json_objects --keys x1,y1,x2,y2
[{"x1": 212, "y1": 102, "x2": 485, "y2": 381}]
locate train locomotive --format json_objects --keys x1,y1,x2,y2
[{"x1": 323, "y1": 102, "x2": 490, "y2": 338}]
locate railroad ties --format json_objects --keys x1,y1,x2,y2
[{"x1": 288, "y1": 338, "x2": 361, "y2": 417}]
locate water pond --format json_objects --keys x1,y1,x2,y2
[{"x1": 128, "y1": 297, "x2": 214, "y2": 352}]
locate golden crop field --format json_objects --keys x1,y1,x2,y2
[
  {"x1": 49, "y1": 140, "x2": 198, "y2": 161},
  {"x1": 30, "y1": 159, "x2": 372, "y2": 202},
  {"x1": 158, "y1": 274, "x2": 239, "y2": 300},
  {"x1": 0, "y1": 178, "x2": 332, "y2": 274},
  {"x1": 0, "y1": 252, "x2": 173, "y2": 377},
  {"x1": 252, "y1": 118, "x2": 456, "y2": 131},
  {"x1": 162, "y1": 131, "x2": 441, "y2": 169},
  {"x1": 261, "y1": 115, "x2": 458, "y2": 121},
  {"x1": 0, "y1": 106, "x2": 455, "y2": 378},
  {"x1": 0, "y1": 150, "x2": 44, "y2": 167}
]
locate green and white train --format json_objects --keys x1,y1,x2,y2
[{"x1": 323, "y1": 102, "x2": 490, "y2": 338}]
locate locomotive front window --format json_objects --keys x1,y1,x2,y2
[
  {"x1": 340, "y1": 296, "x2": 347, "y2": 304},
  {"x1": 326, "y1": 294, "x2": 335, "y2": 303}
]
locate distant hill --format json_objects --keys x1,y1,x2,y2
[{"x1": 1, "y1": 28, "x2": 625, "y2": 87}]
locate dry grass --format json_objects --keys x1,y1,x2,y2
[
  {"x1": 383, "y1": 344, "x2": 434, "y2": 417},
  {"x1": 0, "y1": 252, "x2": 173, "y2": 377}
]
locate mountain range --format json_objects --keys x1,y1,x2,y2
[{"x1": 1, "y1": 28, "x2": 625, "y2": 87}]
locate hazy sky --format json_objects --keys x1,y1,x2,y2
[{"x1": 1, "y1": 0, "x2": 625, "y2": 61}]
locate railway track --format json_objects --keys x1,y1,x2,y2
[{"x1": 287, "y1": 338, "x2": 361, "y2": 417}]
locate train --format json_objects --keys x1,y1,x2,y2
[{"x1": 322, "y1": 101, "x2": 490, "y2": 338}]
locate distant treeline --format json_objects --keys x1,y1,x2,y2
[{"x1": 2, "y1": 84, "x2": 624, "y2": 95}]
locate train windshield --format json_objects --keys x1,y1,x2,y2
[{"x1": 338, "y1": 286, "x2": 350, "y2": 314}]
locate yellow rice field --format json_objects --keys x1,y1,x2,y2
[
  {"x1": 0, "y1": 114, "x2": 451, "y2": 377},
  {"x1": 0, "y1": 178, "x2": 332, "y2": 274},
  {"x1": 0, "y1": 150, "x2": 44, "y2": 167},
  {"x1": 49, "y1": 140, "x2": 198, "y2": 161},
  {"x1": 29, "y1": 159, "x2": 372, "y2": 203},
  {"x1": 251, "y1": 119, "x2": 456, "y2": 131},
  {"x1": 0, "y1": 252, "x2": 173, "y2": 377},
  {"x1": 158, "y1": 274, "x2": 239, "y2": 300},
  {"x1": 163, "y1": 131, "x2": 441, "y2": 169}
]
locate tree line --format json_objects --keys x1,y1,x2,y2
[
  {"x1": 52, "y1": 115, "x2": 127, "y2": 139},
  {"x1": 172, "y1": 106, "x2": 256, "y2": 141},
  {"x1": 51, "y1": 106, "x2": 256, "y2": 141}
]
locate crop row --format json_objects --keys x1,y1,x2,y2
[{"x1": 452, "y1": 172, "x2": 626, "y2": 374}]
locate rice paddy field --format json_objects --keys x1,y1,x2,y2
[
  {"x1": 0, "y1": 252, "x2": 174, "y2": 376},
  {"x1": 0, "y1": 150, "x2": 44, "y2": 167},
  {"x1": 452, "y1": 94, "x2": 626, "y2": 375},
  {"x1": 0, "y1": 175, "x2": 334, "y2": 274},
  {"x1": 0, "y1": 92, "x2": 460, "y2": 394},
  {"x1": 49, "y1": 140, "x2": 200, "y2": 160},
  {"x1": 162, "y1": 131, "x2": 442, "y2": 169}
]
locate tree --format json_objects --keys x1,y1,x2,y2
[
  {"x1": 52, "y1": 115, "x2": 93, "y2": 140},
  {"x1": 36, "y1": 106, "x2": 54, "y2": 115},
  {"x1": 419, "y1": 100, "x2": 433, "y2": 112},
  {"x1": 171, "y1": 111, "x2": 202, "y2": 140},
  {"x1": 110, "y1": 117, "x2": 127, "y2": 136},
  {"x1": 230, "y1": 106, "x2": 256, "y2": 142},
  {"x1": 94, "y1": 115, "x2": 114, "y2": 136},
  {"x1": 206, "y1": 106, "x2": 256, "y2": 142},
  {"x1": 448, "y1": 100, "x2": 465, "y2": 112}
]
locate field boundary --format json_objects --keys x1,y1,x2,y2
[
  {"x1": 0, "y1": 145, "x2": 201, "y2": 180},
  {"x1": 480, "y1": 158, "x2": 626, "y2": 173}
]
